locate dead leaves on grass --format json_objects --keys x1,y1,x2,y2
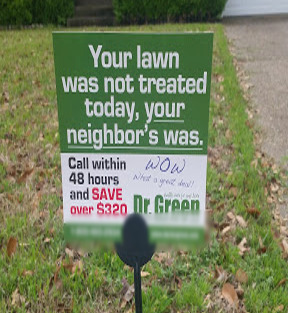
[
  {"x1": 221, "y1": 283, "x2": 238, "y2": 306},
  {"x1": 275, "y1": 278, "x2": 287, "y2": 289},
  {"x1": 140, "y1": 271, "x2": 150, "y2": 278},
  {"x1": 21, "y1": 270, "x2": 34, "y2": 277},
  {"x1": 235, "y1": 269, "x2": 248, "y2": 284},
  {"x1": 11, "y1": 288, "x2": 26, "y2": 308},
  {"x1": 49, "y1": 247, "x2": 87, "y2": 294},
  {"x1": 214, "y1": 266, "x2": 228, "y2": 284},
  {"x1": 63, "y1": 260, "x2": 84, "y2": 276},
  {"x1": 281, "y1": 239, "x2": 288, "y2": 254},
  {"x1": 120, "y1": 278, "x2": 134, "y2": 308},
  {"x1": 236, "y1": 215, "x2": 247, "y2": 228},
  {"x1": 280, "y1": 239, "x2": 288, "y2": 258},
  {"x1": 154, "y1": 252, "x2": 173, "y2": 266},
  {"x1": 7, "y1": 237, "x2": 17, "y2": 257},
  {"x1": 208, "y1": 262, "x2": 250, "y2": 312},
  {"x1": 238, "y1": 238, "x2": 250, "y2": 256},
  {"x1": 229, "y1": 186, "x2": 238, "y2": 198},
  {"x1": 257, "y1": 237, "x2": 267, "y2": 255},
  {"x1": 17, "y1": 167, "x2": 34, "y2": 183},
  {"x1": 246, "y1": 207, "x2": 261, "y2": 218},
  {"x1": 221, "y1": 226, "x2": 231, "y2": 236},
  {"x1": 173, "y1": 275, "x2": 182, "y2": 289},
  {"x1": 274, "y1": 305, "x2": 285, "y2": 312}
]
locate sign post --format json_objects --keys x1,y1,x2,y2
[
  {"x1": 116, "y1": 214, "x2": 155, "y2": 313},
  {"x1": 53, "y1": 31, "x2": 213, "y2": 310}
]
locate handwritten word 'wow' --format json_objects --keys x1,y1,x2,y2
[{"x1": 145, "y1": 156, "x2": 186, "y2": 174}]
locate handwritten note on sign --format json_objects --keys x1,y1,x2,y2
[{"x1": 53, "y1": 32, "x2": 213, "y2": 244}]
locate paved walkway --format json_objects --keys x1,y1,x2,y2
[
  {"x1": 224, "y1": 15, "x2": 288, "y2": 221},
  {"x1": 224, "y1": 16, "x2": 288, "y2": 170}
]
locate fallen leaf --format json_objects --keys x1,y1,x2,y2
[
  {"x1": 121, "y1": 278, "x2": 134, "y2": 306},
  {"x1": 225, "y1": 129, "x2": 232, "y2": 140},
  {"x1": 274, "y1": 305, "x2": 284, "y2": 312},
  {"x1": 236, "y1": 285, "x2": 244, "y2": 299},
  {"x1": 247, "y1": 207, "x2": 260, "y2": 218},
  {"x1": 17, "y1": 167, "x2": 34, "y2": 183},
  {"x1": 165, "y1": 257, "x2": 173, "y2": 266},
  {"x1": 7, "y1": 193, "x2": 14, "y2": 202},
  {"x1": 214, "y1": 266, "x2": 227, "y2": 283},
  {"x1": 222, "y1": 226, "x2": 231, "y2": 235},
  {"x1": 257, "y1": 237, "x2": 267, "y2": 254},
  {"x1": 222, "y1": 283, "x2": 238, "y2": 306},
  {"x1": 2, "y1": 91, "x2": 9, "y2": 103},
  {"x1": 257, "y1": 246, "x2": 267, "y2": 254},
  {"x1": 39, "y1": 132, "x2": 44, "y2": 141},
  {"x1": 276, "y1": 278, "x2": 287, "y2": 288},
  {"x1": 216, "y1": 74, "x2": 224, "y2": 83},
  {"x1": 43, "y1": 237, "x2": 51, "y2": 244},
  {"x1": 251, "y1": 159, "x2": 258, "y2": 168},
  {"x1": 267, "y1": 196, "x2": 274, "y2": 204},
  {"x1": 273, "y1": 229, "x2": 281, "y2": 240},
  {"x1": 218, "y1": 222, "x2": 230, "y2": 231},
  {"x1": 282, "y1": 239, "x2": 288, "y2": 254},
  {"x1": 227, "y1": 212, "x2": 235, "y2": 221},
  {"x1": 236, "y1": 215, "x2": 247, "y2": 228},
  {"x1": 72, "y1": 260, "x2": 83, "y2": 274},
  {"x1": 141, "y1": 271, "x2": 150, "y2": 278},
  {"x1": 229, "y1": 187, "x2": 238, "y2": 198},
  {"x1": 31, "y1": 192, "x2": 42, "y2": 210},
  {"x1": 177, "y1": 250, "x2": 188, "y2": 257},
  {"x1": 65, "y1": 247, "x2": 74, "y2": 258},
  {"x1": 7, "y1": 237, "x2": 17, "y2": 257},
  {"x1": 54, "y1": 266, "x2": 61, "y2": 283},
  {"x1": 174, "y1": 275, "x2": 182, "y2": 289},
  {"x1": 11, "y1": 288, "x2": 25, "y2": 307},
  {"x1": 238, "y1": 237, "x2": 250, "y2": 256},
  {"x1": 280, "y1": 226, "x2": 288, "y2": 236},
  {"x1": 54, "y1": 279, "x2": 63, "y2": 291},
  {"x1": 125, "y1": 304, "x2": 135, "y2": 313},
  {"x1": 49, "y1": 267, "x2": 63, "y2": 293},
  {"x1": 154, "y1": 252, "x2": 173, "y2": 266},
  {"x1": 22, "y1": 270, "x2": 34, "y2": 277},
  {"x1": 63, "y1": 263, "x2": 74, "y2": 273},
  {"x1": 270, "y1": 183, "x2": 279, "y2": 193},
  {"x1": 6, "y1": 164, "x2": 16, "y2": 177},
  {"x1": 235, "y1": 269, "x2": 248, "y2": 283},
  {"x1": 259, "y1": 237, "x2": 264, "y2": 248},
  {"x1": 205, "y1": 294, "x2": 212, "y2": 309},
  {"x1": 124, "y1": 264, "x2": 133, "y2": 272}
]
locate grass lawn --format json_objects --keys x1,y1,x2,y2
[{"x1": 0, "y1": 24, "x2": 287, "y2": 313}]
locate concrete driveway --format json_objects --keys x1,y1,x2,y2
[{"x1": 224, "y1": 15, "x2": 288, "y2": 170}]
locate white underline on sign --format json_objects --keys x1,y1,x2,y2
[
  {"x1": 154, "y1": 119, "x2": 184, "y2": 123},
  {"x1": 67, "y1": 145, "x2": 203, "y2": 151},
  {"x1": 102, "y1": 146, "x2": 203, "y2": 151},
  {"x1": 68, "y1": 145, "x2": 94, "y2": 149}
]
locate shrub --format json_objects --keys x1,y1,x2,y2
[
  {"x1": 0, "y1": 0, "x2": 32, "y2": 26},
  {"x1": 32, "y1": 0, "x2": 74, "y2": 25},
  {"x1": 113, "y1": 0, "x2": 228, "y2": 24},
  {"x1": 0, "y1": 0, "x2": 74, "y2": 26}
]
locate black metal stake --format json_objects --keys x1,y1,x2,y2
[
  {"x1": 134, "y1": 262, "x2": 142, "y2": 313},
  {"x1": 116, "y1": 214, "x2": 155, "y2": 313}
]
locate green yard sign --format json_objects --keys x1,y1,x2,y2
[{"x1": 53, "y1": 32, "x2": 213, "y2": 245}]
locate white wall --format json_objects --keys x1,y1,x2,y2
[{"x1": 223, "y1": 0, "x2": 288, "y2": 17}]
